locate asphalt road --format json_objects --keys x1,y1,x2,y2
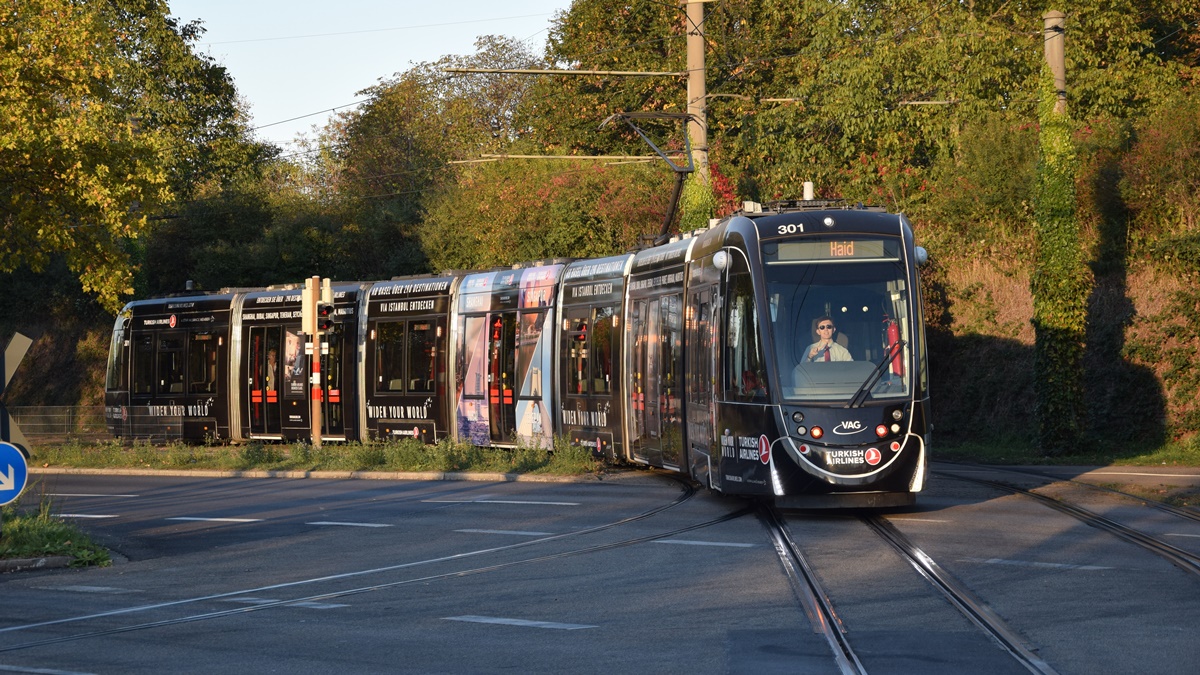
[{"x1": 1, "y1": 467, "x2": 1198, "y2": 674}]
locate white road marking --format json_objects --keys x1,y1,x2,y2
[
  {"x1": 445, "y1": 615, "x2": 597, "y2": 630},
  {"x1": 0, "y1": 663, "x2": 97, "y2": 675},
  {"x1": 423, "y1": 499, "x2": 580, "y2": 506},
  {"x1": 307, "y1": 521, "x2": 392, "y2": 528},
  {"x1": 456, "y1": 529, "x2": 554, "y2": 536},
  {"x1": 963, "y1": 557, "x2": 1112, "y2": 571},
  {"x1": 38, "y1": 586, "x2": 137, "y2": 594},
  {"x1": 888, "y1": 517, "x2": 950, "y2": 523},
  {"x1": 1165, "y1": 533, "x2": 1200, "y2": 539},
  {"x1": 166, "y1": 517, "x2": 262, "y2": 523},
  {"x1": 290, "y1": 602, "x2": 349, "y2": 609},
  {"x1": 47, "y1": 493, "x2": 139, "y2": 498},
  {"x1": 220, "y1": 595, "x2": 345, "y2": 607},
  {"x1": 52, "y1": 514, "x2": 119, "y2": 519},
  {"x1": 654, "y1": 539, "x2": 756, "y2": 548}
]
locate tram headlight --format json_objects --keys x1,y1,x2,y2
[
  {"x1": 891, "y1": 409, "x2": 903, "y2": 421},
  {"x1": 890, "y1": 423, "x2": 901, "y2": 434},
  {"x1": 810, "y1": 426, "x2": 824, "y2": 439},
  {"x1": 795, "y1": 426, "x2": 807, "y2": 436},
  {"x1": 875, "y1": 425, "x2": 888, "y2": 438},
  {"x1": 791, "y1": 411, "x2": 804, "y2": 423}
]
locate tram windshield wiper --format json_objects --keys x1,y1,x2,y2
[{"x1": 846, "y1": 340, "x2": 905, "y2": 408}]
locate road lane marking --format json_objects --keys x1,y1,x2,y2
[
  {"x1": 53, "y1": 514, "x2": 119, "y2": 519},
  {"x1": 445, "y1": 615, "x2": 597, "y2": 630},
  {"x1": 307, "y1": 521, "x2": 392, "y2": 528},
  {"x1": 456, "y1": 529, "x2": 554, "y2": 536},
  {"x1": 38, "y1": 586, "x2": 137, "y2": 594},
  {"x1": 423, "y1": 499, "x2": 580, "y2": 506},
  {"x1": 221, "y1": 598, "x2": 348, "y2": 609},
  {"x1": 888, "y1": 517, "x2": 950, "y2": 523},
  {"x1": 963, "y1": 557, "x2": 1112, "y2": 571},
  {"x1": 166, "y1": 517, "x2": 262, "y2": 523},
  {"x1": 0, "y1": 663, "x2": 97, "y2": 675},
  {"x1": 1166, "y1": 533, "x2": 1200, "y2": 539},
  {"x1": 47, "y1": 493, "x2": 139, "y2": 498},
  {"x1": 654, "y1": 539, "x2": 755, "y2": 548}
]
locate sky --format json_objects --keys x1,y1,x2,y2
[{"x1": 169, "y1": 1, "x2": 570, "y2": 150}]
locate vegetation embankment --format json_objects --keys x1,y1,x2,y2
[{"x1": 1, "y1": 491, "x2": 111, "y2": 568}]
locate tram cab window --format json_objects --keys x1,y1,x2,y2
[
  {"x1": 724, "y1": 255, "x2": 768, "y2": 402},
  {"x1": 106, "y1": 319, "x2": 128, "y2": 391}
]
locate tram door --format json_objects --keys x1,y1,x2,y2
[
  {"x1": 487, "y1": 313, "x2": 517, "y2": 442},
  {"x1": 630, "y1": 299, "x2": 662, "y2": 466},
  {"x1": 321, "y1": 329, "x2": 345, "y2": 437},
  {"x1": 687, "y1": 285, "x2": 717, "y2": 481},
  {"x1": 247, "y1": 326, "x2": 283, "y2": 436}
]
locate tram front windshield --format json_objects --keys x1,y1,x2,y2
[{"x1": 762, "y1": 237, "x2": 912, "y2": 403}]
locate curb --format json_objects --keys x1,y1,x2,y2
[
  {"x1": 0, "y1": 555, "x2": 73, "y2": 574},
  {"x1": 28, "y1": 466, "x2": 644, "y2": 484}
]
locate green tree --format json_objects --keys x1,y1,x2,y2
[
  {"x1": 420, "y1": 160, "x2": 671, "y2": 271},
  {"x1": 1, "y1": 0, "x2": 262, "y2": 311}
]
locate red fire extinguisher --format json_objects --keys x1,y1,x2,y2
[{"x1": 883, "y1": 315, "x2": 905, "y2": 376}]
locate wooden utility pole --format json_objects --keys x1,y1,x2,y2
[
  {"x1": 1043, "y1": 10, "x2": 1067, "y2": 114},
  {"x1": 686, "y1": 0, "x2": 709, "y2": 185}
]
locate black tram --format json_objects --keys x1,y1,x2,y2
[
  {"x1": 105, "y1": 201, "x2": 929, "y2": 507},
  {"x1": 361, "y1": 275, "x2": 460, "y2": 443},
  {"x1": 230, "y1": 282, "x2": 365, "y2": 442}
]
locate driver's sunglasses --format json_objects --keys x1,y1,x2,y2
[{"x1": 817, "y1": 324, "x2": 834, "y2": 330}]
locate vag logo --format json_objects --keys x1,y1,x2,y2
[{"x1": 832, "y1": 420, "x2": 864, "y2": 436}]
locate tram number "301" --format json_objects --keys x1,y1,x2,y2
[{"x1": 776, "y1": 224, "x2": 805, "y2": 235}]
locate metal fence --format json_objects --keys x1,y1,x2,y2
[
  {"x1": 6, "y1": 406, "x2": 182, "y2": 443},
  {"x1": 7, "y1": 406, "x2": 109, "y2": 443}
]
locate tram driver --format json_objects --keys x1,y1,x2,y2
[{"x1": 805, "y1": 316, "x2": 852, "y2": 362}]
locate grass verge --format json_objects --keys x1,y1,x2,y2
[
  {"x1": 29, "y1": 435, "x2": 603, "y2": 476},
  {"x1": 1, "y1": 486, "x2": 112, "y2": 567}
]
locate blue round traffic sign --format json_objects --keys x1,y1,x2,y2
[{"x1": 0, "y1": 441, "x2": 29, "y2": 506}]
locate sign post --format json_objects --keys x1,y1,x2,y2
[{"x1": 1, "y1": 333, "x2": 33, "y2": 454}]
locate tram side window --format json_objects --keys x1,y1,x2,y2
[
  {"x1": 725, "y1": 259, "x2": 768, "y2": 402},
  {"x1": 133, "y1": 335, "x2": 155, "y2": 394},
  {"x1": 661, "y1": 294, "x2": 682, "y2": 422},
  {"x1": 407, "y1": 322, "x2": 437, "y2": 394},
  {"x1": 376, "y1": 321, "x2": 406, "y2": 392},
  {"x1": 565, "y1": 309, "x2": 589, "y2": 395},
  {"x1": 189, "y1": 333, "x2": 218, "y2": 393},
  {"x1": 592, "y1": 306, "x2": 615, "y2": 395},
  {"x1": 157, "y1": 334, "x2": 186, "y2": 394}
]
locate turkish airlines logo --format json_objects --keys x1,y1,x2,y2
[
  {"x1": 758, "y1": 435, "x2": 770, "y2": 464},
  {"x1": 832, "y1": 420, "x2": 865, "y2": 436}
]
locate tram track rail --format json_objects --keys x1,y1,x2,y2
[
  {"x1": 0, "y1": 480, "x2": 725, "y2": 653},
  {"x1": 937, "y1": 463, "x2": 1200, "y2": 524},
  {"x1": 861, "y1": 515, "x2": 1059, "y2": 675},
  {"x1": 763, "y1": 506, "x2": 1058, "y2": 674},
  {"x1": 937, "y1": 471, "x2": 1200, "y2": 579},
  {"x1": 759, "y1": 505, "x2": 865, "y2": 675}
]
